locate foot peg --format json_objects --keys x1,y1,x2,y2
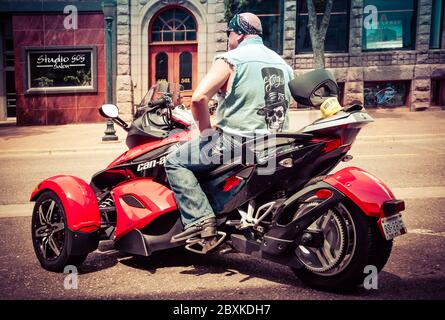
[
  {"x1": 171, "y1": 217, "x2": 217, "y2": 243},
  {"x1": 184, "y1": 232, "x2": 226, "y2": 254}
]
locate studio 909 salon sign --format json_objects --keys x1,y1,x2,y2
[{"x1": 24, "y1": 46, "x2": 97, "y2": 94}]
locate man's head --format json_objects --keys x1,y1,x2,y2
[{"x1": 227, "y1": 13, "x2": 262, "y2": 50}]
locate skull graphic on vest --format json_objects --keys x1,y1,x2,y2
[{"x1": 257, "y1": 67, "x2": 288, "y2": 133}]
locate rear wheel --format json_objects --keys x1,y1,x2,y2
[
  {"x1": 31, "y1": 191, "x2": 87, "y2": 272},
  {"x1": 291, "y1": 198, "x2": 392, "y2": 292}
]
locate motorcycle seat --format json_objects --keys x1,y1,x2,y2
[
  {"x1": 197, "y1": 133, "x2": 312, "y2": 181},
  {"x1": 202, "y1": 161, "x2": 243, "y2": 180}
]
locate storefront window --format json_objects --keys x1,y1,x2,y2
[
  {"x1": 432, "y1": 79, "x2": 445, "y2": 106},
  {"x1": 1, "y1": 16, "x2": 16, "y2": 117},
  {"x1": 364, "y1": 81, "x2": 410, "y2": 107},
  {"x1": 228, "y1": 0, "x2": 284, "y2": 54},
  {"x1": 151, "y1": 8, "x2": 197, "y2": 42},
  {"x1": 24, "y1": 47, "x2": 97, "y2": 94},
  {"x1": 362, "y1": 0, "x2": 416, "y2": 51},
  {"x1": 430, "y1": 0, "x2": 444, "y2": 49},
  {"x1": 5, "y1": 70, "x2": 16, "y2": 117},
  {"x1": 296, "y1": 0, "x2": 350, "y2": 53}
]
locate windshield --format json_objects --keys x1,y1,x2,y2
[{"x1": 137, "y1": 82, "x2": 184, "y2": 111}]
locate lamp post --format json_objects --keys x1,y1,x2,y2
[{"x1": 102, "y1": 0, "x2": 118, "y2": 141}]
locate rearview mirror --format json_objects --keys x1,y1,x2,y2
[{"x1": 99, "y1": 104, "x2": 119, "y2": 118}]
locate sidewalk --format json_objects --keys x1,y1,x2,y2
[
  {"x1": 0, "y1": 111, "x2": 318, "y2": 156},
  {"x1": 0, "y1": 120, "x2": 128, "y2": 156},
  {"x1": 1, "y1": 108, "x2": 444, "y2": 156}
]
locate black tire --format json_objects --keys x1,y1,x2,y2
[
  {"x1": 367, "y1": 218, "x2": 393, "y2": 273},
  {"x1": 31, "y1": 191, "x2": 88, "y2": 272},
  {"x1": 292, "y1": 200, "x2": 393, "y2": 292}
]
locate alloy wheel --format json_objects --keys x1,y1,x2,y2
[
  {"x1": 294, "y1": 199, "x2": 357, "y2": 276},
  {"x1": 33, "y1": 198, "x2": 65, "y2": 261}
]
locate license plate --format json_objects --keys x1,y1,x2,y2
[{"x1": 380, "y1": 213, "x2": 407, "y2": 240}]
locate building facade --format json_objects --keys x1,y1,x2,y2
[{"x1": 1, "y1": 0, "x2": 444, "y2": 125}]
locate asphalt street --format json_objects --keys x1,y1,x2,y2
[{"x1": 0, "y1": 110, "x2": 444, "y2": 299}]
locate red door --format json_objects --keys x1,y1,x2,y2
[
  {"x1": 148, "y1": 7, "x2": 198, "y2": 105},
  {"x1": 149, "y1": 44, "x2": 197, "y2": 102}
]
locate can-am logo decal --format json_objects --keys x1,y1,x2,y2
[{"x1": 136, "y1": 156, "x2": 167, "y2": 171}]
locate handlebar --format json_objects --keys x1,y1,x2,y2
[
  {"x1": 148, "y1": 97, "x2": 168, "y2": 109},
  {"x1": 135, "y1": 96, "x2": 169, "y2": 118},
  {"x1": 134, "y1": 94, "x2": 175, "y2": 129},
  {"x1": 137, "y1": 94, "x2": 174, "y2": 114}
]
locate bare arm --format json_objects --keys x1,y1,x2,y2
[{"x1": 191, "y1": 58, "x2": 232, "y2": 133}]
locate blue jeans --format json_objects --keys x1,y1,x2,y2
[{"x1": 165, "y1": 130, "x2": 242, "y2": 230}]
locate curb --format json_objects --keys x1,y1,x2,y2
[
  {"x1": 0, "y1": 144, "x2": 127, "y2": 157},
  {"x1": 0, "y1": 203, "x2": 34, "y2": 218},
  {"x1": 1, "y1": 133, "x2": 444, "y2": 157},
  {"x1": 356, "y1": 133, "x2": 445, "y2": 143}
]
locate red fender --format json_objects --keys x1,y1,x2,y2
[
  {"x1": 30, "y1": 175, "x2": 101, "y2": 232},
  {"x1": 112, "y1": 178, "x2": 177, "y2": 239},
  {"x1": 324, "y1": 167, "x2": 395, "y2": 218}
]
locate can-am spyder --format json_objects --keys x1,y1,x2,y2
[{"x1": 30, "y1": 69, "x2": 407, "y2": 291}]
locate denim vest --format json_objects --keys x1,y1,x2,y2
[{"x1": 214, "y1": 37, "x2": 295, "y2": 137}]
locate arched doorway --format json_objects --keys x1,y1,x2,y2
[{"x1": 149, "y1": 7, "x2": 198, "y2": 104}]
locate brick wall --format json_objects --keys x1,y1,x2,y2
[
  {"x1": 13, "y1": 13, "x2": 105, "y2": 125},
  {"x1": 293, "y1": 0, "x2": 445, "y2": 110}
]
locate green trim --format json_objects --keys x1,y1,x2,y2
[
  {"x1": 0, "y1": 1, "x2": 103, "y2": 13},
  {"x1": 112, "y1": 12, "x2": 117, "y2": 104}
]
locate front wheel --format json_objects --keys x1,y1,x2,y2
[
  {"x1": 31, "y1": 191, "x2": 88, "y2": 272},
  {"x1": 291, "y1": 199, "x2": 393, "y2": 292}
]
